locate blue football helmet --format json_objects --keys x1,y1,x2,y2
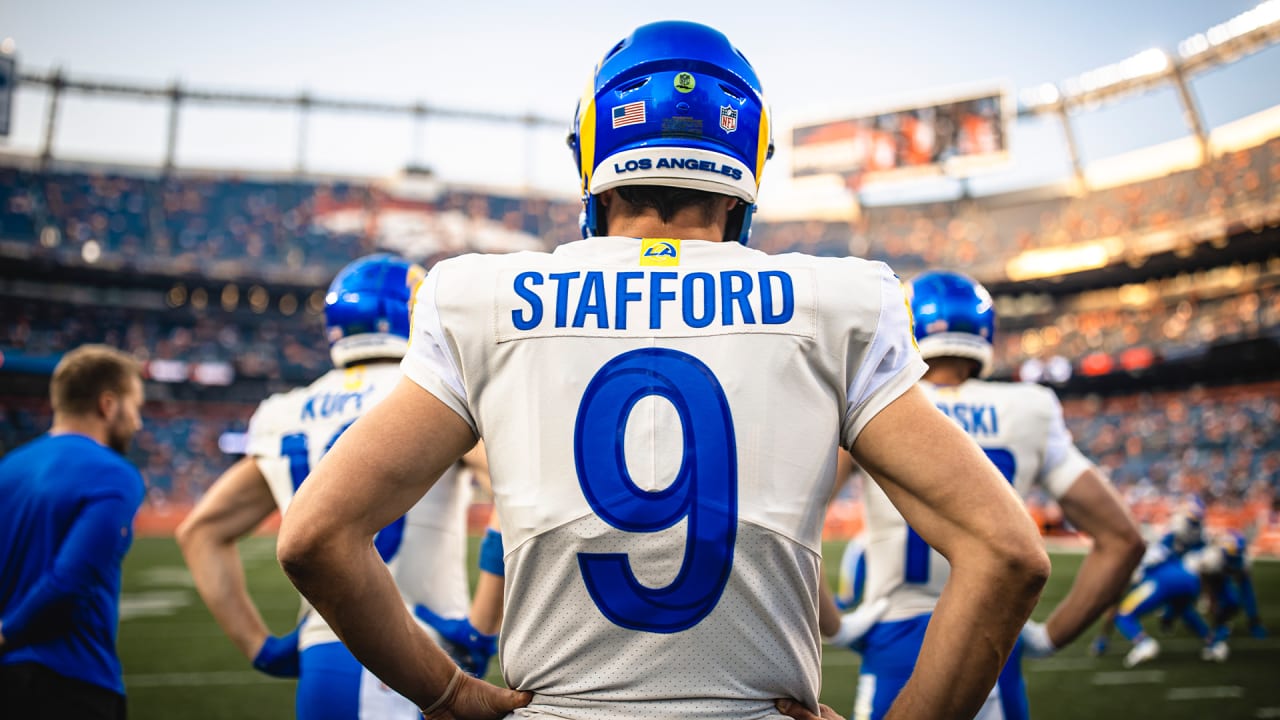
[
  {"x1": 567, "y1": 21, "x2": 774, "y2": 244},
  {"x1": 324, "y1": 253, "x2": 425, "y2": 368},
  {"x1": 908, "y1": 270, "x2": 996, "y2": 378},
  {"x1": 1169, "y1": 493, "x2": 1207, "y2": 545}
]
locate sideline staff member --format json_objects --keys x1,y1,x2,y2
[{"x1": 0, "y1": 345, "x2": 146, "y2": 720}]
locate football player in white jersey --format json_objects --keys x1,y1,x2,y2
[
  {"x1": 177, "y1": 254, "x2": 497, "y2": 720},
  {"x1": 827, "y1": 270, "x2": 1143, "y2": 720},
  {"x1": 276, "y1": 23, "x2": 1050, "y2": 720}
]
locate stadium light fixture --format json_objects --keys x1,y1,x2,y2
[
  {"x1": 1207, "y1": 0, "x2": 1279, "y2": 52},
  {"x1": 1019, "y1": 83, "x2": 1061, "y2": 112},
  {"x1": 1005, "y1": 241, "x2": 1113, "y2": 281},
  {"x1": 1178, "y1": 0, "x2": 1280, "y2": 67},
  {"x1": 1066, "y1": 48, "x2": 1170, "y2": 96}
]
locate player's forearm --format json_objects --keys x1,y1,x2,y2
[
  {"x1": 1048, "y1": 468, "x2": 1143, "y2": 648},
  {"x1": 887, "y1": 538, "x2": 1048, "y2": 719},
  {"x1": 178, "y1": 533, "x2": 270, "y2": 660},
  {"x1": 470, "y1": 570, "x2": 505, "y2": 636},
  {"x1": 1044, "y1": 538, "x2": 1142, "y2": 648},
  {"x1": 279, "y1": 525, "x2": 458, "y2": 709},
  {"x1": 817, "y1": 578, "x2": 842, "y2": 638}
]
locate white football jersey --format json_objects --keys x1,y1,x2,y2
[
  {"x1": 402, "y1": 236, "x2": 926, "y2": 719},
  {"x1": 862, "y1": 378, "x2": 1095, "y2": 621},
  {"x1": 246, "y1": 362, "x2": 472, "y2": 650}
]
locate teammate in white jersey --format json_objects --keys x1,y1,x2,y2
[
  {"x1": 177, "y1": 254, "x2": 496, "y2": 720},
  {"x1": 828, "y1": 270, "x2": 1143, "y2": 720},
  {"x1": 276, "y1": 22, "x2": 1050, "y2": 720}
]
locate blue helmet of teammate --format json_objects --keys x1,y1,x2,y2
[
  {"x1": 567, "y1": 21, "x2": 774, "y2": 244},
  {"x1": 908, "y1": 270, "x2": 997, "y2": 378},
  {"x1": 1170, "y1": 493, "x2": 1207, "y2": 544},
  {"x1": 324, "y1": 253, "x2": 426, "y2": 368}
]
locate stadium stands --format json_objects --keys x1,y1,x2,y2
[
  {"x1": 0, "y1": 396, "x2": 250, "y2": 506},
  {"x1": 3, "y1": 136, "x2": 1277, "y2": 281},
  {"x1": 2, "y1": 116, "x2": 1279, "y2": 550}
]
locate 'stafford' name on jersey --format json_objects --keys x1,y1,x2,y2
[{"x1": 508, "y1": 269, "x2": 797, "y2": 332}]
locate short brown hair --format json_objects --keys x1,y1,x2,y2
[
  {"x1": 612, "y1": 185, "x2": 729, "y2": 226},
  {"x1": 50, "y1": 345, "x2": 142, "y2": 416}
]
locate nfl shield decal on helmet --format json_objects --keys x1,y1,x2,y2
[{"x1": 720, "y1": 105, "x2": 738, "y2": 133}]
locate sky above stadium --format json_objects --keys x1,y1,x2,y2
[{"x1": 3, "y1": 0, "x2": 1279, "y2": 207}]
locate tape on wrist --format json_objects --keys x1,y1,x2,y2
[{"x1": 419, "y1": 665, "x2": 464, "y2": 718}]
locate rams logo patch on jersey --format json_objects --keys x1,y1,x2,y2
[{"x1": 640, "y1": 238, "x2": 680, "y2": 266}]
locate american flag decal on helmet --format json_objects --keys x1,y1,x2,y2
[{"x1": 612, "y1": 101, "x2": 646, "y2": 129}]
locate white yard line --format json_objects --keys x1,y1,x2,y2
[
  {"x1": 119, "y1": 590, "x2": 192, "y2": 621},
  {"x1": 137, "y1": 566, "x2": 195, "y2": 587},
  {"x1": 1092, "y1": 670, "x2": 1166, "y2": 685},
  {"x1": 1027, "y1": 658, "x2": 1103, "y2": 672},
  {"x1": 1166, "y1": 686, "x2": 1244, "y2": 701},
  {"x1": 125, "y1": 671, "x2": 278, "y2": 688}
]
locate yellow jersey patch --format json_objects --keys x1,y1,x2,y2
[
  {"x1": 342, "y1": 365, "x2": 367, "y2": 390},
  {"x1": 639, "y1": 238, "x2": 680, "y2": 266}
]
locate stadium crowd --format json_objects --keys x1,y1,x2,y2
[
  {"x1": 3, "y1": 136, "x2": 1278, "y2": 283},
  {"x1": 2, "y1": 295, "x2": 330, "y2": 384},
  {"x1": 2, "y1": 379, "x2": 1276, "y2": 512},
  {"x1": 1063, "y1": 384, "x2": 1280, "y2": 507},
  {"x1": 0, "y1": 167, "x2": 578, "y2": 280},
  {"x1": 992, "y1": 275, "x2": 1280, "y2": 377},
  {"x1": 0, "y1": 396, "x2": 248, "y2": 507},
  {"x1": 1, "y1": 138, "x2": 1278, "y2": 525}
]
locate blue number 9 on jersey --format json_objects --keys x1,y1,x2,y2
[{"x1": 574, "y1": 347, "x2": 738, "y2": 633}]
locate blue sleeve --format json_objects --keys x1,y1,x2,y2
[
  {"x1": 478, "y1": 528, "x2": 505, "y2": 577},
  {"x1": 1, "y1": 488, "x2": 139, "y2": 647}
]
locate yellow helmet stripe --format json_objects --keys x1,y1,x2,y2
[
  {"x1": 578, "y1": 79, "x2": 598, "y2": 194},
  {"x1": 754, "y1": 102, "x2": 771, "y2": 190}
]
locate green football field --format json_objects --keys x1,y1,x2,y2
[{"x1": 117, "y1": 536, "x2": 1280, "y2": 719}]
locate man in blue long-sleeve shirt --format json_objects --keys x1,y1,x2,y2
[{"x1": 0, "y1": 344, "x2": 146, "y2": 720}]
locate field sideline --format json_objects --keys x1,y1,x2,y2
[{"x1": 117, "y1": 537, "x2": 1280, "y2": 719}]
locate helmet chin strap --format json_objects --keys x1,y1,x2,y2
[
  {"x1": 724, "y1": 202, "x2": 753, "y2": 244},
  {"x1": 580, "y1": 194, "x2": 603, "y2": 238}
]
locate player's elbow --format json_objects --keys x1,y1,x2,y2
[
  {"x1": 276, "y1": 510, "x2": 330, "y2": 588},
  {"x1": 991, "y1": 520, "x2": 1052, "y2": 602},
  {"x1": 174, "y1": 512, "x2": 211, "y2": 555},
  {"x1": 174, "y1": 515, "x2": 197, "y2": 551},
  {"x1": 1115, "y1": 523, "x2": 1146, "y2": 574}
]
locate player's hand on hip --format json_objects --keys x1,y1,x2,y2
[
  {"x1": 421, "y1": 673, "x2": 532, "y2": 720},
  {"x1": 1019, "y1": 620, "x2": 1057, "y2": 659},
  {"x1": 825, "y1": 597, "x2": 890, "y2": 651},
  {"x1": 775, "y1": 699, "x2": 845, "y2": 720}
]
